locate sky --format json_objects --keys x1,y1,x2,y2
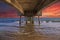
[
  {"x1": 42, "y1": 1, "x2": 60, "y2": 18},
  {"x1": 0, "y1": 2, "x2": 20, "y2": 18},
  {"x1": 0, "y1": 1, "x2": 60, "y2": 18}
]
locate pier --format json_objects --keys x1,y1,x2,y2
[{"x1": 0, "y1": 0, "x2": 60, "y2": 40}]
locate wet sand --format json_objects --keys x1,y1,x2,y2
[
  {"x1": 0, "y1": 23, "x2": 60, "y2": 40},
  {"x1": 0, "y1": 32, "x2": 60, "y2": 40}
]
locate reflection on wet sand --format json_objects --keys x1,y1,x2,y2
[{"x1": 0, "y1": 22, "x2": 60, "y2": 40}]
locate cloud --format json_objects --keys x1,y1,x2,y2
[{"x1": 42, "y1": 1, "x2": 60, "y2": 18}]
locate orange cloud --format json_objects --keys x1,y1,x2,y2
[{"x1": 42, "y1": 1, "x2": 60, "y2": 18}]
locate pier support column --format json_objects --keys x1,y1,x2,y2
[
  {"x1": 38, "y1": 15, "x2": 40, "y2": 26},
  {"x1": 19, "y1": 15, "x2": 21, "y2": 26},
  {"x1": 24, "y1": 16, "x2": 34, "y2": 33}
]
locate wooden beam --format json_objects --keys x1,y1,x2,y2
[
  {"x1": 42, "y1": 0, "x2": 59, "y2": 9},
  {"x1": 34, "y1": 0, "x2": 56, "y2": 13},
  {"x1": 1, "y1": 0, "x2": 24, "y2": 14}
]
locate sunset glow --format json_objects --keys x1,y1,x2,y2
[
  {"x1": 42, "y1": 1, "x2": 60, "y2": 18},
  {"x1": 0, "y1": 1, "x2": 60, "y2": 18}
]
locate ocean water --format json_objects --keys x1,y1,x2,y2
[
  {"x1": 0, "y1": 18, "x2": 60, "y2": 35},
  {"x1": 0, "y1": 18, "x2": 60, "y2": 23},
  {"x1": 33, "y1": 18, "x2": 60, "y2": 21},
  {"x1": 34, "y1": 21, "x2": 60, "y2": 35}
]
